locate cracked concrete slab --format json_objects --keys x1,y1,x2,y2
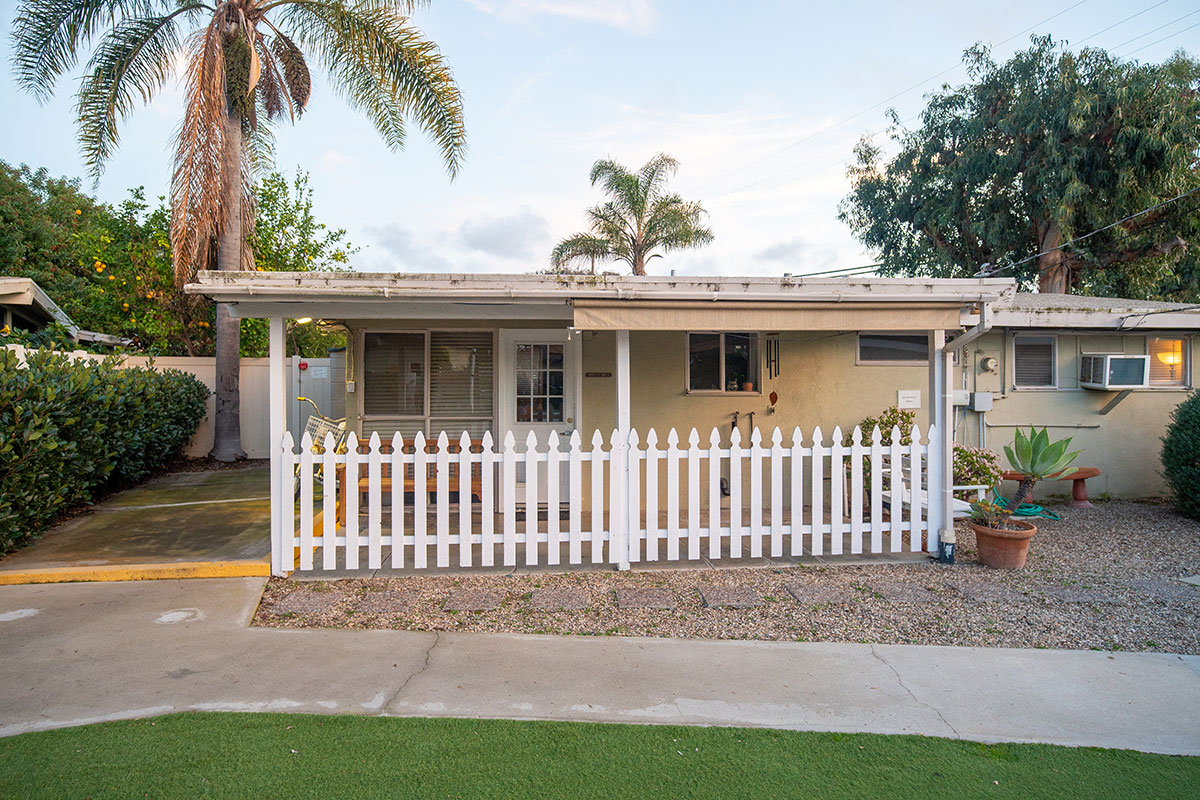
[{"x1": 0, "y1": 578, "x2": 1198, "y2": 755}]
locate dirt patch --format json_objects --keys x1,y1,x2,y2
[{"x1": 253, "y1": 502, "x2": 1200, "y2": 653}]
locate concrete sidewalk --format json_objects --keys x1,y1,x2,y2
[
  {"x1": 0, "y1": 469, "x2": 271, "y2": 583},
  {"x1": 1, "y1": 577, "x2": 1197, "y2": 755}
]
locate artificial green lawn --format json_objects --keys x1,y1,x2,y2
[{"x1": 1, "y1": 713, "x2": 1196, "y2": 799}]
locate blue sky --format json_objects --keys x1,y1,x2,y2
[{"x1": 2, "y1": 0, "x2": 1197, "y2": 276}]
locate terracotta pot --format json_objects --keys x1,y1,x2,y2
[
  {"x1": 967, "y1": 519, "x2": 1037, "y2": 569},
  {"x1": 742, "y1": 381, "x2": 754, "y2": 392}
]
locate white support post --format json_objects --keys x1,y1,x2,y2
[
  {"x1": 939, "y1": 347, "x2": 955, "y2": 549},
  {"x1": 268, "y1": 316, "x2": 287, "y2": 576},
  {"x1": 615, "y1": 330, "x2": 631, "y2": 570},
  {"x1": 926, "y1": 330, "x2": 945, "y2": 549}
]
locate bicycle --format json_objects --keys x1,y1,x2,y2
[{"x1": 293, "y1": 396, "x2": 348, "y2": 500}]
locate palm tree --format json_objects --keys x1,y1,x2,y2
[
  {"x1": 12, "y1": 0, "x2": 466, "y2": 460},
  {"x1": 551, "y1": 153, "x2": 713, "y2": 276}
]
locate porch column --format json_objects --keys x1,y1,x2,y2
[
  {"x1": 615, "y1": 330, "x2": 631, "y2": 434},
  {"x1": 269, "y1": 316, "x2": 287, "y2": 576},
  {"x1": 615, "y1": 330, "x2": 631, "y2": 570},
  {"x1": 939, "y1": 345, "x2": 955, "y2": 548},
  {"x1": 926, "y1": 330, "x2": 947, "y2": 551}
]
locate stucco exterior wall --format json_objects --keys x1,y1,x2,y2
[{"x1": 344, "y1": 322, "x2": 1194, "y2": 500}]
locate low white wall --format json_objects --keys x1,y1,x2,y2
[{"x1": 4, "y1": 345, "x2": 338, "y2": 459}]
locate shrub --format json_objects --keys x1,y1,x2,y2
[
  {"x1": 0, "y1": 347, "x2": 209, "y2": 553},
  {"x1": 845, "y1": 406, "x2": 1001, "y2": 498},
  {"x1": 1162, "y1": 391, "x2": 1200, "y2": 519},
  {"x1": 953, "y1": 444, "x2": 1002, "y2": 498}
]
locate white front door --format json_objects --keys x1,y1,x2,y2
[{"x1": 498, "y1": 329, "x2": 580, "y2": 504}]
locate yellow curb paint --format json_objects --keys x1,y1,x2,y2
[{"x1": 0, "y1": 558, "x2": 271, "y2": 585}]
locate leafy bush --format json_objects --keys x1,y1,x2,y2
[
  {"x1": 1162, "y1": 392, "x2": 1200, "y2": 519},
  {"x1": 0, "y1": 347, "x2": 209, "y2": 553},
  {"x1": 845, "y1": 406, "x2": 1001, "y2": 497},
  {"x1": 953, "y1": 444, "x2": 1002, "y2": 498}
]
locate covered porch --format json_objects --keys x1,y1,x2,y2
[{"x1": 187, "y1": 272, "x2": 1015, "y2": 576}]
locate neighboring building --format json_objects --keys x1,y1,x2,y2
[{"x1": 0, "y1": 277, "x2": 127, "y2": 348}]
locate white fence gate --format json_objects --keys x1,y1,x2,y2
[{"x1": 277, "y1": 424, "x2": 941, "y2": 574}]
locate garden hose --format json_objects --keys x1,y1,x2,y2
[{"x1": 990, "y1": 489, "x2": 1062, "y2": 521}]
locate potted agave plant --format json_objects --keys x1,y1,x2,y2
[{"x1": 967, "y1": 427, "x2": 1081, "y2": 568}]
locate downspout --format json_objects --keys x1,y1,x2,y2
[{"x1": 938, "y1": 303, "x2": 993, "y2": 564}]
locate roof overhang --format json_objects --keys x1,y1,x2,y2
[
  {"x1": 0, "y1": 277, "x2": 78, "y2": 333},
  {"x1": 186, "y1": 271, "x2": 1016, "y2": 331},
  {"x1": 992, "y1": 306, "x2": 1200, "y2": 330}
]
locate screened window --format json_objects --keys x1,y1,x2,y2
[
  {"x1": 1149, "y1": 337, "x2": 1187, "y2": 387},
  {"x1": 1014, "y1": 335, "x2": 1056, "y2": 387},
  {"x1": 362, "y1": 330, "x2": 494, "y2": 438},
  {"x1": 858, "y1": 333, "x2": 929, "y2": 364},
  {"x1": 363, "y1": 332, "x2": 425, "y2": 415},
  {"x1": 687, "y1": 332, "x2": 759, "y2": 392}
]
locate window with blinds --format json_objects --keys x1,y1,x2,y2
[
  {"x1": 361, "y1": 330, "x2": 495, "y2": 440},
  {"x1": 1149, "y1": 337, "x2": 1186, "y2": 387},
  {"x1": 430, "y1": 331, "x2": 494, "y2": 435},
  {"x1": 1013, "y1": 335, "x2": 1056, "y2": 387}
]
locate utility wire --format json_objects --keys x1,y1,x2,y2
[
  {"x1": 978, "y1": 185, "x2": 1200, "y2": 276},
  {"x1": 1121, "y1": 18, "x2": 1200, "y2": 58},
  {"x1": 685, "y1": 0, "x2": 1089, "y2": 195},
  {"x1": 1075, "y1": 0, "x2": 1169, "y2": 44},
  {"x1": 790, "y1": 263, "x2": 881, "y2": 278},
  {"x1": 1109, "y1": 7, "x2": 1200, "y2": 51}
]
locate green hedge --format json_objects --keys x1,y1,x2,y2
[
  {"x1": 1162, "y1": 391, "x2": 1200, "y2": 520},
  {"x1": 0, "y1": 348, "x2": 209, "y2": 553}
]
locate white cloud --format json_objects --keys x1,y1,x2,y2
[
  {"x1": 457, "y1": 206, "x2": 550, "y2": 259},
  {"x1": 363, "y1": 224, "x2": 452, "y2": 272}
]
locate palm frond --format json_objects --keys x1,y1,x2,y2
[
  {"x1": 264, "y1": 26, "x2": 311, "y2": 114},
  {"x1": 11, "y1": 0, "x2": 178, "y2": 102},
  {"x1": 550, "y1": 233, "x2": 612, "y2": 269},
  {"x1": 170, "y1": 19, "x2": 227, "y2": 284},
  {"x1": 74, "y1": 7, "x2": 199, "y2": 177},
  {"x1": 254, "y1": 34, "x2": 288, "y2": 121},
  {"x1": 280, "y1": 1, "x2": 465, "y2": 175}
]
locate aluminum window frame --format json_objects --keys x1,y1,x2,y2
[
  {"x1": 1010, "y1": 333, "x2": 1059, "y2": 390},
  {"x1": 684, "y1": 331, "x2": 763, "y2": 395},
  {"x1": 855, "y1": 331, "x2": 931, "y2": 366}
]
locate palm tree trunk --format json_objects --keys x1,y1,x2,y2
[
  {"x1": 209, "y1": 107, "x2": 247, "y2": 462},
  {"x1": 632, "y1": 250, "x2": 645, "y2": 276}
]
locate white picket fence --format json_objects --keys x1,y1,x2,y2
[{"x1": 276, "y1": 423, "x2": 942, "y2": 574}]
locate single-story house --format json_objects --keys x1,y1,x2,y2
[{"x1": 188, "y1": 272, "x2": 1200, "y2": 576}]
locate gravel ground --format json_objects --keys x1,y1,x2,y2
[{"x1": 253, "y1": 500, "x2": 1200, "y2": 654}]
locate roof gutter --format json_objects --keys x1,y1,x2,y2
[{"x1": 949, "y1": 302, "x2": 992, "y2": 350}]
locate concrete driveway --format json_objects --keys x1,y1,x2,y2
[
  {"x1": 0, "y1": 468, "x2": 271, "y2": 583},
  {"x1": 1, "y1": 576, "x2": 1198, "y2": 755}
]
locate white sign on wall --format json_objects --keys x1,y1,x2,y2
[{"x1": 897, "y1": 389, "x2": 921, "y2": 409}]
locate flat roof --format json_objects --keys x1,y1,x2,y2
[
  {"x1": 994, "y1": 293, "x2": 1200, "y2": 330},
  {"x1": 186, "y1": 271, "x2": 1017, "y2": 320}
]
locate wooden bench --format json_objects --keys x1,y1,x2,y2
[
  {"x1": 335, "y1": 439, "x2": 485, "y2": 526},
  {"x1": 1000, "y1": 467, "x2": 1101, "y2": 508}
]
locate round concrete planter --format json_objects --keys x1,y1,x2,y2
[{"x1": 967, "y1": 519, "x2": 1037, "y2": 569}]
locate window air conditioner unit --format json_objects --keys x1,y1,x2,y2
[{"x1": 1079, "y1": 354, "x2": 1149, "y2": 390}]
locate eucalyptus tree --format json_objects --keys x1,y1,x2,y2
[
  {"x1": 839, "y1": 36, "x2": 1200, "y2": 296},
  {"x1": 552, "y1": 154, "x2": 713, "y2": 276},
  {"x1": 12, "y1": 0, "x2": 466, "y2": 460}
]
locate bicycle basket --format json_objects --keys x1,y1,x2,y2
[{"x1": 304, "y1": 416, "x2": 345, "y2": 452}]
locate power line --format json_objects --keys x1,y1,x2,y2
[
  {"x1": 1121, "y1": 18, "x2": 1200, "y2": 58},
  {"x1": 790, "y1": 263, "x2": 881, "y2": 278},
  {"x1": 1075, "y1": 0, "x2": 1170, "y2": 45},
  {"x1": 1109, "y1": 8, "x2": 1200, "y2": 51},
  {"x1": 685, "y1": 0, "x2": 1090, "y2": 195},
  {"x1": 978, "y1": 185, "x2": 1200, "y2": 276}
]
